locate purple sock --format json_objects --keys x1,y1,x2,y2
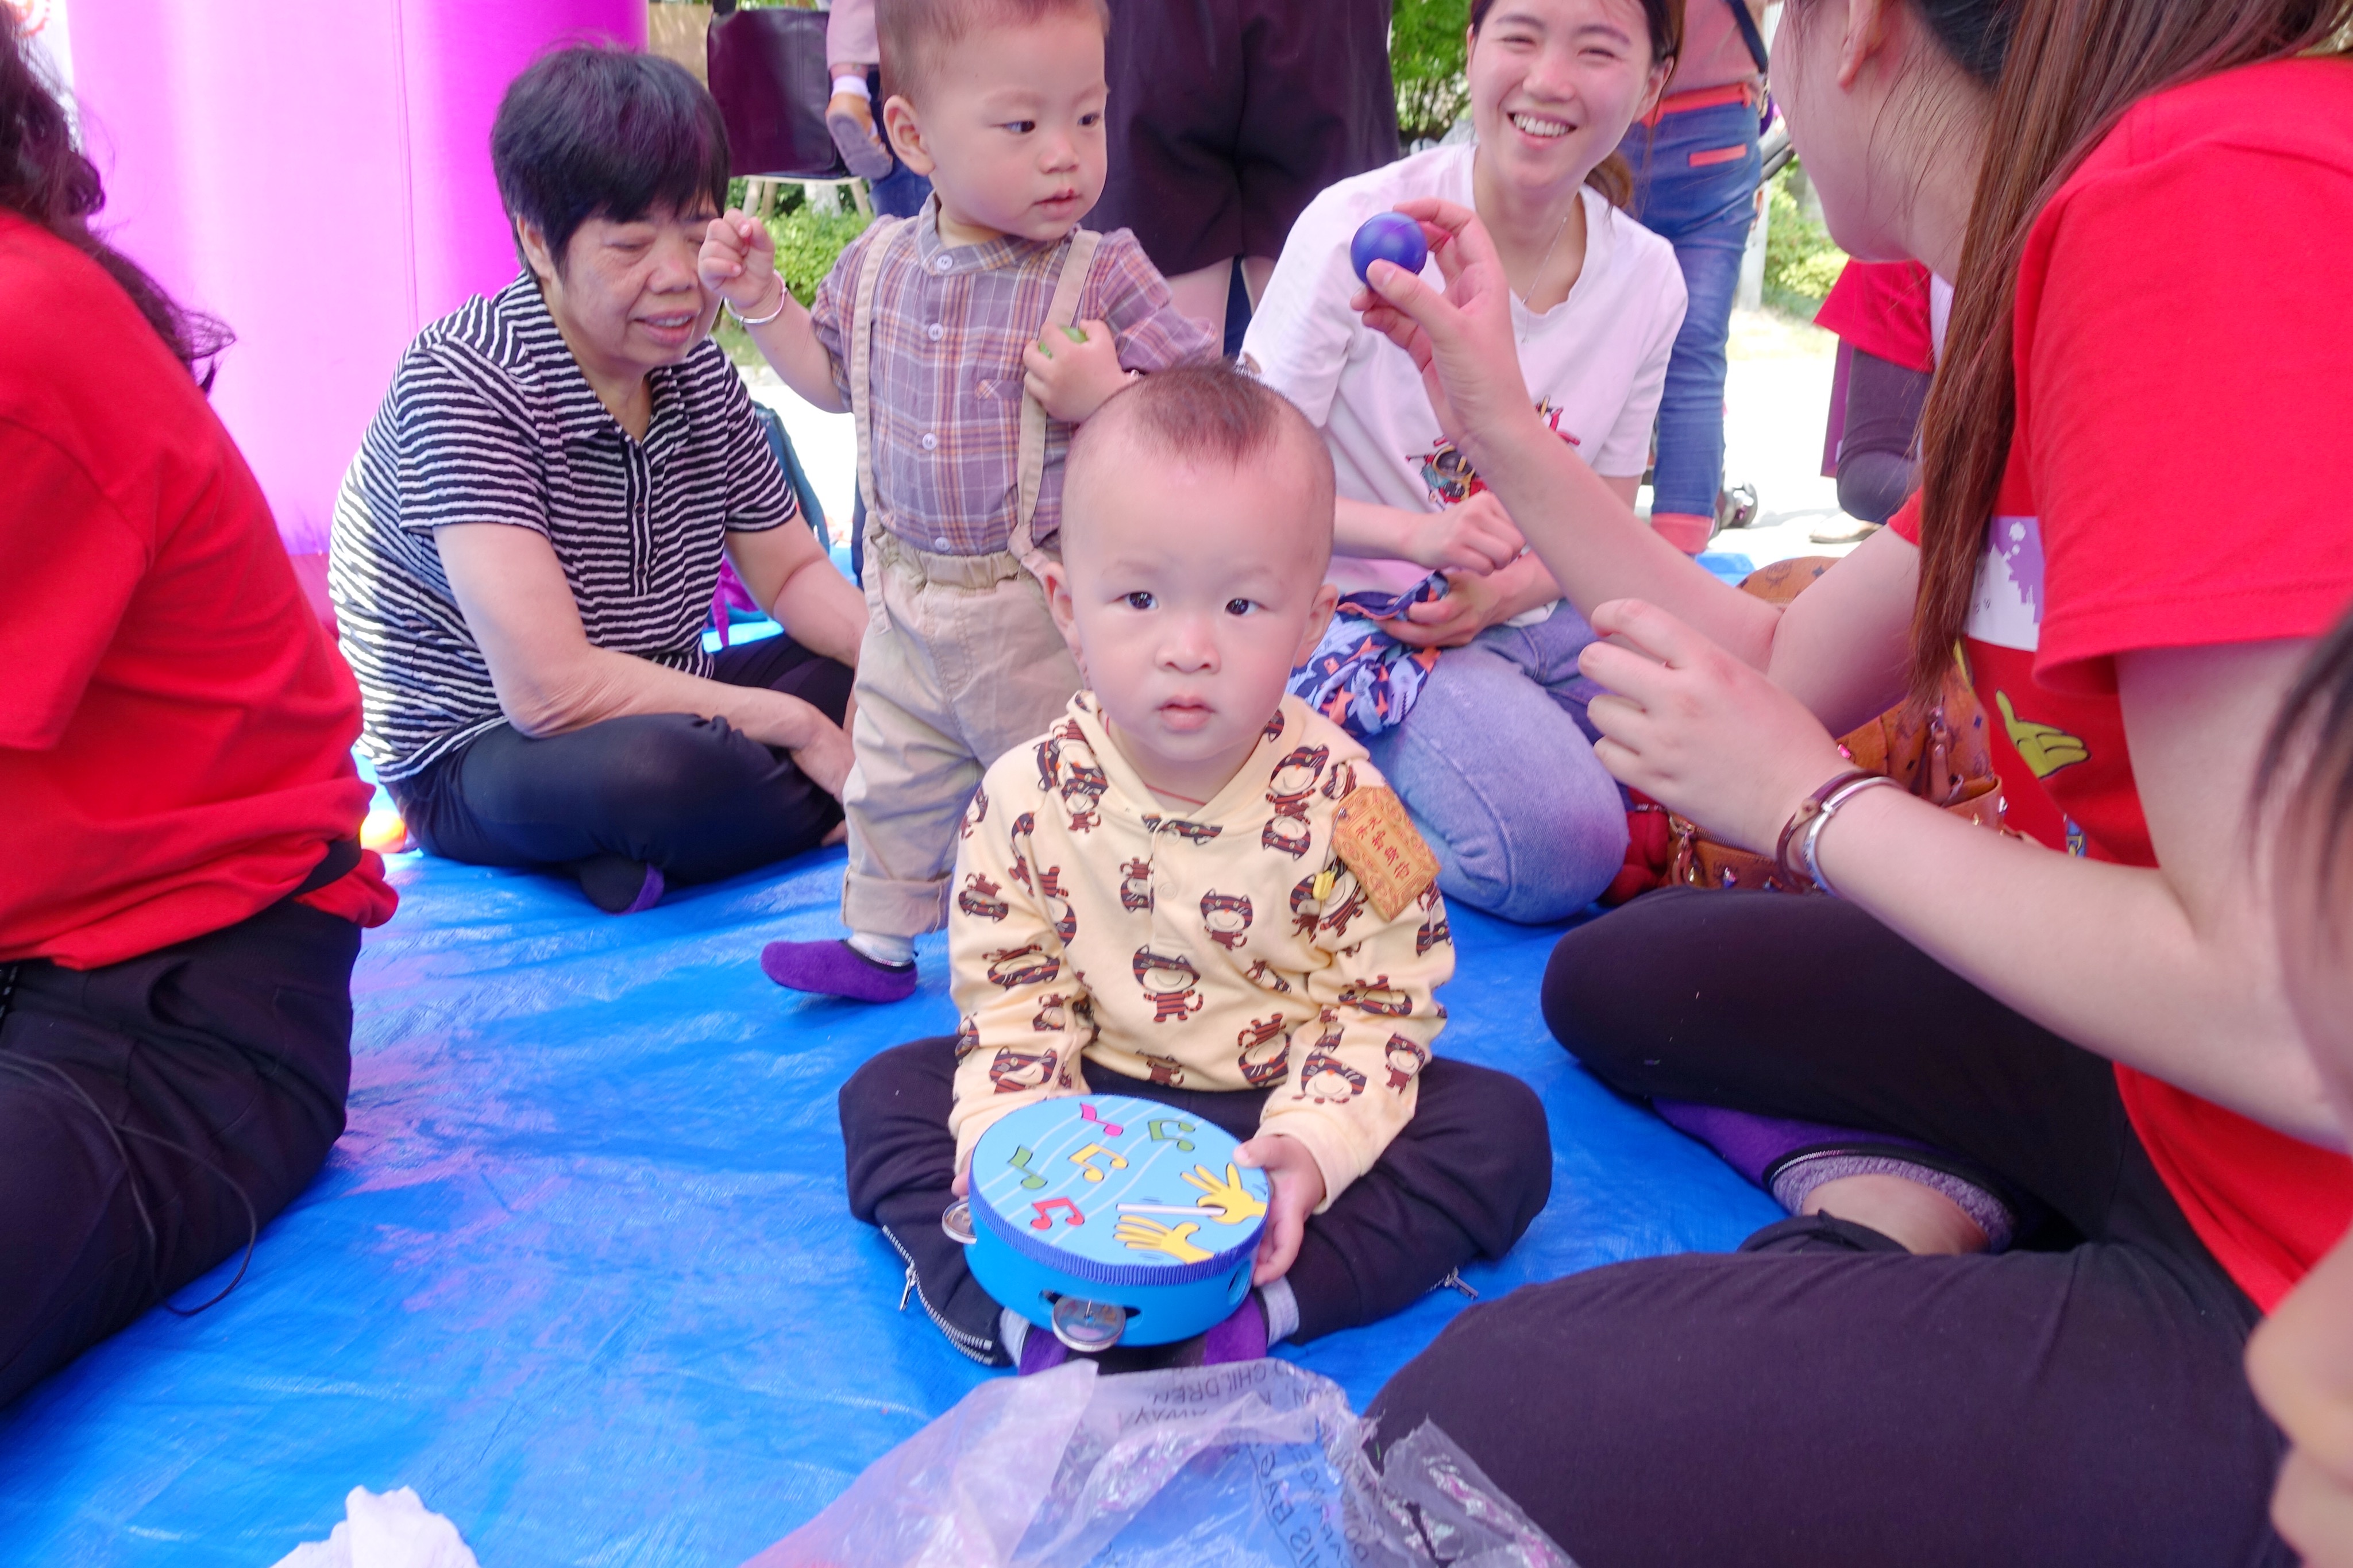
[
  {"x1": 1199, "y1": 1295, "x2": 1270, "y2": 1365},
  {"x1": 1652, "y1": 1099, "x2": 1935, "y2": 1186},
  {"x1": 1770, "y1": 1153, "x2": 2016, "y2": 1252},
  {"x1": 758, "y1": 939, "x2": 917, "y2": 1003},
  {"x1": 1653, "y1": 1099, "x2": 2014, "y2": 1252},
  {"x1": 1016, "y1": 1324, "x2": 1069, "y2": 1376}
]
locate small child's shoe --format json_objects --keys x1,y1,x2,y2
[
  {"x1": 825, "y1": 90, "x2": 894, "y2": 181},
  {"x1": 759, "y1": 938, "x2": 918, "y2": 1002}
]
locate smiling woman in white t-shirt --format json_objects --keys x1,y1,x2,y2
[{"x1": 1243, "y1": 0, "x2": 1688, "y2": 923}]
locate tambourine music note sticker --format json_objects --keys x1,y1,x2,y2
[{"x1": 969, "y1": 1093, "x2": 1271, "y2": 1347}]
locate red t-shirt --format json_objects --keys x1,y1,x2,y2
[
  {"x1": 0, "y1": 213, "x2": 395, "y2": 970},
  {"x1": 1891, "y1": 59, "x2": 2353, "y2": 1311},
  {"x1": 1815, "y1": 260, "x2": 1937, "y2": 374}
]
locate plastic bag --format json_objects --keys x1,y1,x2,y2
[
  {"x1": 268, "y1": 1486, "x2": 481, "y2": 1568},
  {"x1": 742, "y1": 1359, "x2": 1574, "y2": 1568}
]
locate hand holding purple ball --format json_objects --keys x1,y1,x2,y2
[{"x1": 1351, "y1": 211, "x2": 1429, "y2": 285}]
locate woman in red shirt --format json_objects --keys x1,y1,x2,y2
[
  {"x1": 0, "y1": 13, "x2": 394, "y2": 1404},
  {"x1": 1351, "y1": 0, "x2": 2353, "y2": 1561}
]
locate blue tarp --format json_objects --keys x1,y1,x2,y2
[{"x1": 0, "y1": 816, "x2": 1775, "y2": 1565}]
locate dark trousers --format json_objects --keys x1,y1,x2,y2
[
  {"x1": 391, "y1": 636, "x2": 854, "y2": 886},
  {"x1": 1091, "y1": 0, "x2": 1398, "y2": 275},
  {"x1": 840, "y1": 1037, "x2": 1551, "y2": 1361},
  {"x1": 0, "y1": 899, "x2": 357, "y2": 1407},
  {"x1": 1371, "y1": 889, "x2": 2289, "y2": 1568},
  {"x1": 1835, "y1": 345, "x2": 1934, "y2": 525}
]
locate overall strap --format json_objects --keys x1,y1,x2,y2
[
  {"x1": 848, "y1": 215, "x2": 911, "y2": 526},
  {"x1": 1724, "y1": 0, "x2": 1769, "y2": 75},
  {"x1": 1010, "y1": 225, "x2": 1105, "y2": 578}
]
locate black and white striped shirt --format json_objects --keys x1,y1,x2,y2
[{"x1": 328, "y1": 274, "x2": 796, "y2": 783}]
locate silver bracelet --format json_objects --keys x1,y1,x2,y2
[
  {"x1": 1800, "y1": 773, "x2": 1903, "y2": 897},
  {"x1": 727, "y1": 278, "x2": 789, "y2": 328}
]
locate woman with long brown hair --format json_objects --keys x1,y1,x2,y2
[
  {"x1": 1348, "y1": 0, "x2": 2353, "y2": 1560},
  {"x1": 0, "y1": 10, "x2": 394, "y2": 1403}
]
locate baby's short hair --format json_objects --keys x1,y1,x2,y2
[
  {"x1": 878, "y1": 0, "x2": 1110, "y2": 101},
  {"x1": 1067, "y1": 362, "x2": 1337, "y2": 552}
]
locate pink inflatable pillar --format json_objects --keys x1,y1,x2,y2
[{"x1": 68, "y1": 0, "x2": 648, "y2": 554}]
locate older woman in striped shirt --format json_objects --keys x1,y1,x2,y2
[{"x1": 330, "y1": 47, "x2": 867, "y2": 914}]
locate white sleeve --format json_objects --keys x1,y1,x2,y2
[
  {"x1": 1239, "y1": 187, "x2": 1377, "y2": 428},
  {"x1": 1592, "y1": 249, "x2": 1689, "y2": 478}
]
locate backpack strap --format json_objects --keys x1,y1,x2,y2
[{"x1": 1010, "y1": 225, "x2": 1105, "y2": 579}]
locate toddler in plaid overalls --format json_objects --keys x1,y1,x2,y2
[{"x1": 697, "y1": 0, "x2": 1214, "y2": 999}]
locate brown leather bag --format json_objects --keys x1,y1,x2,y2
[{"x1": 1606, "y1": 557, "x2": 2009, "y2": 901}]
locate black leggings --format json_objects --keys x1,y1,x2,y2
[
  {"x1": 0, "y1": 898, "x2": 356, "y2": 1407},
  {"x1": 1370, "y1": 889, "x2": 2290, "y2": 1568},
  {"x1": 839, "y1": 1037, "x2": 1552, "y2": 1360},
  {"x1": 390, "y1": 635, "x2": 854, "y2": 886}
]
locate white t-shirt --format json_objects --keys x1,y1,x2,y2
[{"x1": 1243, "y1": 144, "x2": 1688, "y2": 599}]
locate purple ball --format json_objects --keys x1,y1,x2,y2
[{"x1": 1350, "y1": 211, "x2": 1429, "y2": 285}]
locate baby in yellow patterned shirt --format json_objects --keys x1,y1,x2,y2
[{"x1": 837, "y1": 362, "x2": 1551, "y2": 1370}]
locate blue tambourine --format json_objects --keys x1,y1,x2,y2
[{"x1": 960, "y1": 1094, "x2": 1269, "y2": 1349}]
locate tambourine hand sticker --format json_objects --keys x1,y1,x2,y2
[
  {"x1": 1182, "y1": 1163, "x2": 1270, "y2": 1225},
  {"x1": 1115, "y1": 1216, "x2": 1214, "y2": 1263}
]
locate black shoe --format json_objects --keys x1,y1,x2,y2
[
  {"x1": 1716, "y1": 482, "x2": 1761, "y2": 532},
  {"x1": 570, "y1": 854, "x2": 664, "y2": 914},
  {"x1": 1738, "y1": 1213, "x2": 1911, "y2": 1254}
]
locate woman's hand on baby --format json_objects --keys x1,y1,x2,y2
[
  {"x1": 699, "y1": 209, "x2": 784, "y2": 317},
  {"x1": 1578, "y1": 598, "x2": 1853, "y2": 855},
  {"x1": 811, "y1": 698, "x2": 858, "y2": 845},
  {"x1": 1403, "y1": 492, "x2": 1525, "y2": 573},
  {"x1": 1022, "y1": 319, "x2": 1131, "y2": 424},
  {"x1": 739, "y1": 694, "x2": 855, "y2": 802},
  {"x1": 1233, "y1": 1132, "x2": 1325, "y2": 1286},
  {"x1": 1349, "y1": 199, "x2": 1541, "y2": 468},
  {"x1": 790, "y1": 718, "x2": 856, "y2": 805}
]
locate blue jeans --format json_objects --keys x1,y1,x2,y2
[
  {"x1": 1362, "y1": 607, "x2": 1628, "y2": 925},
  {"x1": 1618, "y1": 101, "x2": 1762, "y2": 520},
  {"x1": 870, "y1": 157, "x2": 932, "y2": 221}
]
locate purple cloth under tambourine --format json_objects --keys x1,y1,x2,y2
[{"x1": 1287, "y1": 573, "x2": 1449, "y2": 740}]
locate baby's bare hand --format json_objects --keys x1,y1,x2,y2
[
  {"x1": 1021, "y1": 319, "x2": 1131, "y2": 423},
  {"x1": 699, "y1": 209, "x2": 782, "y2": 315},
  {"x1": 1234, "y1": 1132, "x2": 1326, "y2": 1286}
]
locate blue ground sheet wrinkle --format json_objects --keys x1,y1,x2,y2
[{"x1": 0, "y1": 817, "x2": 1777, "y2": 1566}]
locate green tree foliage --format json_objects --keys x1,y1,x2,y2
[
  {"x1": 770, "y1": 204, "x2": 869, "y2": 305},
  {"x1": 1764, "y1": 164, "x2": 1846, "y2": 312},
  {"x1": 710, "y1": 185, "x2": 869, "y2": 367},
  {"x1": 1391, "y1": 0, "x2": 1471, "y2": 145}
]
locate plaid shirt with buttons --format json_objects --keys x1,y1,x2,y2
[{"x1": 811, "y1": 203, "x2": 1217, "y2": 558}]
